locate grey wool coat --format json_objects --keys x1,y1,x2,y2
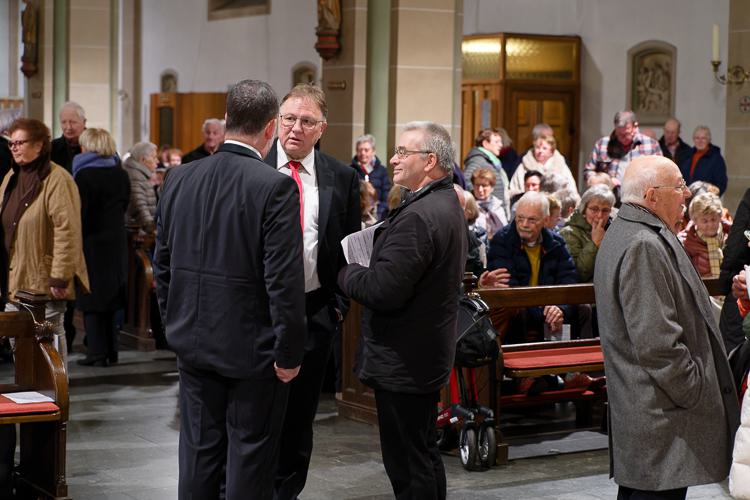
[{"x1": 593, "y1": 203, "x2": 740, "y2": 491}]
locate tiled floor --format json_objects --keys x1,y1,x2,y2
[{"x1": 26, "y1": 350, "x2": 732, "y2": 499}]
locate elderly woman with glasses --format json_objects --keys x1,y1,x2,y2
[
  {"x1": 559, "y1": 184, "x2": 616, "y2": 282},
  {"x1": 0, "y1": 118, "x2": 89, "y2": 368}
]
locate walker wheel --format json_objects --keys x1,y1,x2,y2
[
  {"x1": 478, "y1": 424, "x2": 497, "y2": 468},
  {"x1": 459, "y1": 426, "x2": 478, "y2": 471}
]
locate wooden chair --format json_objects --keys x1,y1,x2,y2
[{"x1": 0, "y1": 291, "x2": 70, "y2": 499}]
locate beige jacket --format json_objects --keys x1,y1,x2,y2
[{"x1": 0, "y1": 162, "x2": 89, "y2": 301}]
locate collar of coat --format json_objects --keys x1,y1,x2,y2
[{"x1": 385, "y1": 175, "x2": 453, "y2": 222}]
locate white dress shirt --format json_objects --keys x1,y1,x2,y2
[
  {"x1": 223, "y1": 139, "x2": 261, "y2": 158},
  {"x1": 275, "y1": 141, "x2": 321, "y2": 292}
]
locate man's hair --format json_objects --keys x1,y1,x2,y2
[
  {"x1": 689, "y1": 192, "x2": 722, "y2": 219},
  {"x1": 225, "y1": 80, "x2": 279, "y2": 137},
  {"x1": 281, "y1": 84, "x2": 328, "y2": 119},
  {"x1": 524, "y1": 169, "x2": 543, "y2": 182},
  {"x1": 355, "y1": 134, "x2": 376, "y2": 149},
  {"x1": 471, "y1": 167, "x2": 496, "y2": 187},
  {"x1": 474, "y1": 128, "x2": 498, "y2": 147},
  {"x1": 7, "y1": 118, "x2": 51, "y2": 157},
  {"x1": 586, "y1": 171, "x2": 614, "y2": 189},
  {"x1": 531, "y1": 123, "x2": 553, "y2": 141},
  {"x1": 693, "y1": 125, "x2": 712, "y2": 142},
  {"x1": 517, "y1": 191, "x2": 550, "y2": 217},
  {"x1": 620, "y1": 156, "x2": 669, "y2": 203},
  {"x1": 688, "y1": 180, "x2": 720, "y2": 198},
  {"x1": 80, "y1": 128, "x2": 117, "y2": 156},
  {"x1": 540, "y1": 172, "x2": 569, "y2": 193},
  {"x1": 130, "y1": 141, "x2": 157, "y2": 163},
  {"x1": 202, "y1": 118, "x2": 225, "y2": 133},
  {"x1": 554, "y1": 188, "x2": 580, "y2": 215},
  {"x1": 580, "y1": 184, "x2": 616, "y2": 213},
  {"x1": 60, "y1": 101, "x2": 86, "y2": 121},
  {"x1": 402, "y1": 121, "x2": 454, "y2": 176},
  {"x1": 664, "y1": 117, "x2": 681, "y2": 131},
  {"x1": 613, "y1": 110, "x2": 637, "y2": 128},
  {"x1": 495, "y1": 127, "x2": 512, "y2": 148}
]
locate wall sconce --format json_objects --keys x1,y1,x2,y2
[{"x1": 711, "y1": 24, "x2": 750, "y2": 85}]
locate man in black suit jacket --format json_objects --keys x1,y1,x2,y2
[
  {"x1": 154, "y1": 80, "x2": 306, "y2": 499},
  {"x1": 264, "y1": 84, "x2": 360, "y2": 500}
]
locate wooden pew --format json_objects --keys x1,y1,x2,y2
[
  {"x1": 475, "y1": 277, "x2": 722, "y2": 464},
  {"x1": 0, "y1": 291, "x2": 70, "y2": 499},
  {"x1": 119, "y1": 226, "x2": 156, "y2": 351}
]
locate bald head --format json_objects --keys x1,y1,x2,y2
[{"x1": 622, "y1": 155, "x2": 688, "y2": 233}]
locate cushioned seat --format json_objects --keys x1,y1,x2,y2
[
  {"x1": 503, "y1": 345, "x2": 603, "y2": 370},
  {"x1": 0, "y1": 395, "x2": 59, "y2": 416}
]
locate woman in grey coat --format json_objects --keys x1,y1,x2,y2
[{"x1": 123, "y1": 141, "x2": 158, "y2": 233}]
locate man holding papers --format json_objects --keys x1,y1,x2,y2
[{"x1": 338, "y1": 121, "x2": 467, "y2": 500}]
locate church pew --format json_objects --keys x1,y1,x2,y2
[
  {"x1": 0, "y1": 290, "x2": 70, "y2": 499},
  {"x1": 475, "y1": 277, "x2": 721, "y2": 465}
]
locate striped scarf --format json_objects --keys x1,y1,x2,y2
[{"x1": 696, "y1": 228, "x2": 724, "y2": 278}]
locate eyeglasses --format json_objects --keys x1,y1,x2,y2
[
  {"x1": 393, "y1": 147, "x2": 432, "y2": 159},
  {"x1": 8, "y1": 139, "x2": 30, "y2": 149},
  {"x1": 279, "y1": 114, "x2": 325, "y2": 131},
  {"x1": 651, "y1": 179, "x2": 688, "y2": 193},
  {"x1": 586, "y1": 206, "x2": 612, "y2": 215}
]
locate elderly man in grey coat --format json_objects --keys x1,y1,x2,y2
[{"x1": 594, "y1": 155, "x2": 740, "y2": 500}]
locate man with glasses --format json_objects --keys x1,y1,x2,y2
[
  {"x1": 594, "y1": 155, "x2": 739, "y2": 500},
  {"x1": 338, "y1": 121, "x2": 467, "y2": 500},
  {"x1": 487, "y1": 191, "x2": 579, "y2": 346},
  {"x1": 263, "y1": 84, "x2": 360, "y2": 500},
  {"x1": 154, "y1": 79, "x2": 306, "y2": 498}
]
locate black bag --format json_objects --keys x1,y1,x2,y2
[{"x1": 455, "y1": 293, "x2": 500, "y2": 368}]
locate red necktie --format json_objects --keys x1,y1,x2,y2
[{"x1": 288, "y1": 160, "x2": 304, "y2": 231}]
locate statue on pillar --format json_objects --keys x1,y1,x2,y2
[
  {"x1": 21, "y1": 0, "x2": 39, "y2": 78},
  {"x1": 315, "y1": 0, "x2": 341, "y2": 60}
]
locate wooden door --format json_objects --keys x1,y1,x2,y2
[
  {"x1": 460, "y1": 83, "x2": 502, "y2": 161},
  {"x1": 508, "y1": 88, "x2": 578, "y2": 175}
]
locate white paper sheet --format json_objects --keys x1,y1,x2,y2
[
  {"x1": 341, "y1": 223, "x2": 382, "y2": 267},
  {"x1": 3, "y1": 391, "x2": 54, "y2": 404}
]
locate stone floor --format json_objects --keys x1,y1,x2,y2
[{"x1": 16, "y1": 349, "x2": 733, "y2": 499}]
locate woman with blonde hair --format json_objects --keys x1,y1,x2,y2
[
  {"x1": 509, "y1": 135, "x2": 577, "y2": 198},
  {"x1": 73, "y1": 128, "x2": 130, "y2": 366}
]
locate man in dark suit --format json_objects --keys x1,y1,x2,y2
[
  {"x1": 264, "y1": 84, "x2": 360, "y2": 500},
  {"x1": 337, "y1": 122, "x2": 467, "y2": 500},
  {"x1": 181, "y1": 118, "x2": 225, "y2": 164},
  {"x1": 658, "y1": 117, "x2": 691, "y2": 168},
  {"x1": 154, "y1": 79, "x2": 306, "y2": 499}
]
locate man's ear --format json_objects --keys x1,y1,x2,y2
[{"x1": 264, "y1": 118, "x2": 277, "y2": 141}]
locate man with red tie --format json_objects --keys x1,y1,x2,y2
[{"x1": 264, "y1": 84, "x2": 360, "y2": 500}]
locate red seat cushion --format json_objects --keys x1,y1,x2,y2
[
  {"x1": 0, "y1": 395, "x2": 59, "y2": 416},
  {"x1": 500, "y1": 388, "x2": 595, "y2": 405},
  {"x1": 503, "y1": 345, "x2": 603, "y2": 370}
]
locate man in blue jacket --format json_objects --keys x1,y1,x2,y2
[{"x1": 487, "y1": 191, "x2": 579, "y2": 343}]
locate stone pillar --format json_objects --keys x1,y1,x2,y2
[
  {"x1": 387, "y1": 0, "x2": 462, "y2": 153},
  {"x1": 319, "y1": 0, "x2": 369, "y2": 163},
  {"x1": 321, "y1": 0, "x2": 462, "y2": 164},
  {"x1": 724, "y1": 0, "x2": 750, "y2": 212}
]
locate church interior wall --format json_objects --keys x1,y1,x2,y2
[
  {"x1": 140, "y1": 0, "x2": 322, "y2": 141},
  {"x1": 464, "y1": 0, "x2": 730, "y2": 170}
]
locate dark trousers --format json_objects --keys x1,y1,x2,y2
[
  {"x1": 617, "y1": 485, "x2": 687, "y2": 500},
  {"x1": 374, "y1": 389, "x2": 446, "y2": 500},
  {"x1": 178, "y1": 362, "x2": 289, "y2": 500},
  {"x1": 274, "y1": 301, "x2": 335, "y2": 500},
  {"x1": 83, "y1": 311, "x2": 117, "y2": 359}
]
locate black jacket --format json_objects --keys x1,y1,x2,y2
[
  {"x1": 0, "y1": 137, "x2": 10, "y2": 180},
  {"x1": 679, "y1": 144, "x2": 728, "y2": 195},
  {"x1": 264, "y1": 141, "x2": 360, "y2": 345},
  {"x1": 181, "y1": 144, "x2": 212, "y2": 165},
  {"x1": 658, "y1": 136, "x2": 692, "y2": 167},
  {"x1": 50, "y1": 136, "x2": 81, "y2": 172},
  {"x1": 338, "y1": 176, "x2": 468, "y2": 394},
  {"x1": 74, "y1": 157, "x2": 131, "y2": 311},
  {"x1": 154, "y1": 142, "x2": 306, "y2": 379}
]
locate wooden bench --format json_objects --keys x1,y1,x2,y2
[
  {"x1": 0, "y1": 291, "x2": 70, "y2": 499},
  {"x1": 476, "y1": 277, "x2": 722, "y2": 464}
]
